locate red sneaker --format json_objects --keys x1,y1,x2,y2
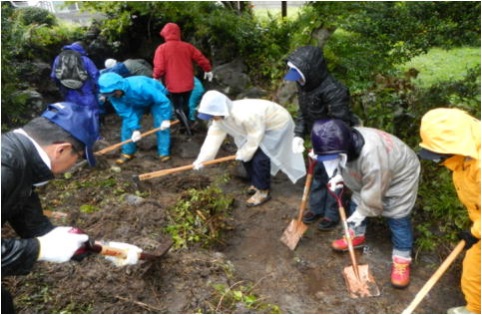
[
  {"x1": 391, "y1": 256, "x2": 411, "y2": 288},
  {"x1": 331, "y1": 232, "x2": 365, "y2": 251}
]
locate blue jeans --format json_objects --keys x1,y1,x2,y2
[
  {"x1": 243, "y1": 148, "x2": 271, "y2": 190},
  {"x1": 308, "y1": 162, "x2": 339, "y2": 222},
  {"x1": 347, "y1": 200, "x2": 413, "y2": 258}
]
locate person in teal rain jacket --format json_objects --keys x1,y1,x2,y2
[{"x1": 98, "y1": 73, "x2": 173, "y2": 164}]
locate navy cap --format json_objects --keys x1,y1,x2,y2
[
  {"x1": 418, "y1": 148, "x2": 451, "y2": 162},
  {"x1": 284, "y1": 68, "x2": 303, "y2": 81},
  {"x1": 41, "y1": 102, "x2": 100, "y2": 166},
  {"x1": 197, "y1": 112, "x2": 214, "y2": 121},
  {"x1": 316, "y1": 153, "x2": 340, "y2": 163}
]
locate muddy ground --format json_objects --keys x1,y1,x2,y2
[{"x1": 3, "y1": 113, "x2": 465, "y2": 314}]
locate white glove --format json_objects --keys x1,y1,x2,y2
[
  {"x1": 160, "y1": 120, "x2": 171, "y2": 131},
  {"x1": 204, "y1": 71, "x2": 214, "y2": 82},
  {"x1": 347, "y1": 210, "x2": 366, "y2": 228},
  {"x1": 192, "y1": 160, "x2": 204, "y2": 171},
  {"x1": 292, "y1": 137, "x2": 305, "y2": 154},
  {"x1": 37, "y1": 227, "x2": 89, "y2": 263},
  {"x1": 235, "y1": 151, "x2": 249, "y2": 162},
  {"x1": 327, "y1": 173, "x2": 344, "y2": 192},
  {"x1": 103, "y1": 241, "x2": 142, "y2": 267},
  {"x1": 131, "y1": 130, "x2": 141, "y2": 142},
  {"x1": 308, "y1": 149, "x2": 318, "y2": 160}
]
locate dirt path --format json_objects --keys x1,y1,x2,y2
[{"x1": 4, "y1": 114, "x2": 465, "y2": 314}]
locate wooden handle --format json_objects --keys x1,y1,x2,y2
[
  {"x1": 402, "y1": 241, "x2": 465, "y2": 314},
  {"x1": 89, "y1": 242, "x2": 128, "y2": 259},
  {"x1": 296, "y1": 158, "x2": 317, "y2": 221},
  {"x1": 88, "y1": 242, "x2": 159, "y2": 261},
  {"x1": 137, "y1": 155, "x2": 236, "y2": 181},
  {"x1": 94, "y1": 120, "x2": 180, "y2": 156},
  {"x1": 338, "y1": 205, "x2": 361, "y2": 280}
]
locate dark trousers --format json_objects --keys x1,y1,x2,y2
[
  {"x1": 308, "y1": 162, "x2": 340, "y2": 222},
  {"x1": 243, "y1": 148, "x2": 271, "y2": 190},
  {"x1": 170, "y1": 91, "x2": 193, "y2": 122},
  {"x1": 2, "y1": 286, "x2": 15, "y2": 314}
]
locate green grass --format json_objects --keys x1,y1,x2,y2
[
  {"x1": 252, "y1": 4, "x2": 302, "y2": 20},
  {"x1": 400, "y1": 47, "x2": 481, "y2": 88}
]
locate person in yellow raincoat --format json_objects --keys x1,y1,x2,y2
[{"x1": 419, "y1": 107, "x2": 480, "y2": 314}]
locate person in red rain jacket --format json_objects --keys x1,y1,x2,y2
[{"x1": 153, "y1": 22, "x2": 213, "y2": 133}]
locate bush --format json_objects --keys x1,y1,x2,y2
[{"x1": 13, "y1": 6, "x2": 57, "y2": 27}]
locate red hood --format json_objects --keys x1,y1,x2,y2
[{"x1": 160, "y1": 23, "x2": 181, "y2": 41}]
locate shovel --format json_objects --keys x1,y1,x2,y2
[
  {"x1": 402, "y1": 240, "x2": 465, "y2": 314},
  {"x1": 70, "y1": 228, "x2": 173, "y2": 265},
  {"x1": 280, "y1": 157, "x2": 316, "y2": 250},
  {"x1": 94, "y1": 120, "x2": 180, "y2": 156},
  {"x1": 134, "y1": 155, "x2": 236, "y2": 181},
  {"x1": 85, "y1": 238, "x2": 173, "y2": 263},
  {"x1": 328, "y1": 184, "x2": 380, "y2": 298}
]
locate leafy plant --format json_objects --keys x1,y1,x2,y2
[
  {"x1": 211, "y1": 281, "x2": 282, "y2": 314},
  {"x1": 165, "y1": 184, "x2": 235, "y2": 249}
]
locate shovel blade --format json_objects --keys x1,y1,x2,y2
[
  {"x1": 342, "y1": 264, "x2": 380, "y2": 298},
  {"x1": 280, "y1": 219, "x2": 308, "y2": 250}
]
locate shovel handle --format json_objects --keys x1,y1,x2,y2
[
  {"x1": 402, "y1": 240, "x2": 466, "y2": 314},
  {"x1": 86, "y1": 241, "x2": 160, "y2": 261},
  {"x1": 94, "y1": 120, "x2": 180, "y2": 156},
  {"x1": 137, "y1": 155, "x2": 236, "y2": 181},
  {"x1": 296, "y1": 157, "x2": 317, "y2": 221}
]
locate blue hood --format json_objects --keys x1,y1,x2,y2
[{"x1": 62, "y1": 42, "x2": 87, "y2": 56}]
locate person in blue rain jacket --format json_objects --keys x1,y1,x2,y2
[
  {"x1": 50, "y1": 42, "x2": 100, "y2": 113},
  {"x1": 98, "y1": 73, "x2": 173, "y2": 164}
]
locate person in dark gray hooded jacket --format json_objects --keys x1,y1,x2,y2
[{"x1": 284, "y1": 45, "x2": 359, "y2": 231}]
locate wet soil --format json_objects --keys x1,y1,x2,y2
[{"x1": 3, "y1": 114, "x2": 465, "y2": 314}]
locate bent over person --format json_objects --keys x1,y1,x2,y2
[
  {"x1": 193, "y1": 90, "x2": 306, "y2": 207},
  {"x1": 310, "y1": 119, "x2": 420, "y2": 288},
  {"x1": 98, "y1": 72, "x2": 173, "y2": 164},
  {"x1": 419, "y1": 108, "x2": 480, "y2": 314},
  {"x1": 1, "y1": 102, "x2": 99, "y2": 313}
]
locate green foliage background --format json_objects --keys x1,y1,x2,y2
[{"x1": 1, "y1": 1, "x2": 480, "y2": 254}]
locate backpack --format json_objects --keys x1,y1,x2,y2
[{"x1": 54, "y1": 50, "x2": 89, "y2": 89}]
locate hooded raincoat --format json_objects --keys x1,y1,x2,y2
[
  {"x1": 341, "y1": 127, "x2": 421, "y2": 219},
  {"x1": 50, "y1": 42, "x2": 100, "y2": 111},
  {"x1": 420, "y1": 108, "x2": 480, "y2": 313},
  {"x1": 195, "y1": 91, "x2": 306, "y2": 184},
  {"x1": 98, "y1": 74, "x2": 172, "y2": 156},
  {"x1": 153, "y1": 23, "x2": 212, "y2": 93},
  {"x1": 286, "y1": 46, "x2": 359, "y2": 137}
]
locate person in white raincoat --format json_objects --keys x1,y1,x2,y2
[
  {"x1": 193, "y1": 90, "x2": 306, "y2": 207},
  {"x1": 310, "y1": 119, "x2": 420, "y2": 289}
]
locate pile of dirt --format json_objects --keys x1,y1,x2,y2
[{"x1": 3, "y1": 114, "x2": 466, "y2": 314}]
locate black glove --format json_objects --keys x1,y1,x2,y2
[{"x1": 457, "y1": 230, "x2": 479, "y2": 250}]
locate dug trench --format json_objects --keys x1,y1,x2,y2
[{"x1": 3, "y1": 113, "x2": 465, "y2": 314}]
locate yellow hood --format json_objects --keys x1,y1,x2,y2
[{"x1": 420, "y1": 108, "x2": 480, "y2": 159}]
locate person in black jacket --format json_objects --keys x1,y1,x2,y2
[
  {"x1": 1, "y1": 102, "x2": 100, "y2": 313},
  {"x1": 284, "y1": 45, "x2": 359, "y2": 231}
]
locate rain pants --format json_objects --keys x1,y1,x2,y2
[
  {"x1": 420, "y1": 108, "x2": 481, "y2": 313},
  {"x1": 188, "y1": 77, "x2": 205, "y2": 120},
  {"x1": 50, "y1": 42, "x2": 100, "y2": 112},
  {"x1": 194, "y1": 91, "x2": 306, "y2": 184},
  {"x1": 103, "y1": 75, "x2": 172, "y2": 156}
]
